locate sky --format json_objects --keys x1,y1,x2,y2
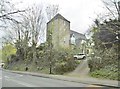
[
  {"x1": 11, "y1": 0, "x2": 105, "y2": 34},
  {"x1": 0, "y1": 0, "x2": 106, "y2": 47}
]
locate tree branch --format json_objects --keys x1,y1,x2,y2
[
  {"x1": 102, "y1": 0, "x2": 116, "y2": 19},
  {"x1": 3, "y1": 16, "x2": 21, "y2": 24},
  {"x1": 0, "y1": 10, "x2": 25, "y2": 18}
]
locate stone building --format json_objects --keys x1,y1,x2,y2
[{"x1": 47, "y1": 13, "x2": 86, "y2": 51}]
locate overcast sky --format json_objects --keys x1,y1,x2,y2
[
  {"x1": 0, "y1": 0, "x2": 106, "y2": 47},
  {"x1": 11, "y1": 0, "x2": 105, "y2": 34}
]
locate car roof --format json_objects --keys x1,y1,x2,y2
[{"x1": 78, "y1": 53, "x2": 84, "y2": 54}]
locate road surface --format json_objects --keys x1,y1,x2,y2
[
  {"x1": 0, "y1": 68, "x2": 2, "y2": 88},
  {"x1": 0, "y1": 69, "x2": 103, "y2": 87}
]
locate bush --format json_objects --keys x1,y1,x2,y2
[
  {"x1": 54, "y1": 61, "x2": 76, "y2": 74},
  {"x1": 88, "y1": 56, "x2": 103, "y2": 72},
  {"x1": 53, "y1": 52, "x2": 77, "y2": 74},
  {"x1": 88, "y1": 46, "x2": 118, "y2": 72},
  {"x1": 5, "y1": 45, "x2": 80, "y2": 74},
  {"x1": 90, "y1": 64, "x2": 119, "y2": 80}
]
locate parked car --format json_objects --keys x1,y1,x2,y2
[{"x1": 73, "y1": 53, "x2": 86, "y2": 60}]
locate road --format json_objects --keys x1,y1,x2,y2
[
  {"x1": 0, "y1": 69, "x2": 104, "y2": 88},
  {"x1": 0, "y1": 68, "x2": 2, "y2": 88}
]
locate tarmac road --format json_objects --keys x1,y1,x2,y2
[{"x1": 1, "y1": 69, "x2": 93, "y2": 87}]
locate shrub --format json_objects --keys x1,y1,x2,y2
[
  {"x1": 88, "y1": 56, "x2": 103, "y2": 72},
  {"x1": 88, "y1": 46, "x2": 118, "y2": 72},
  {"x1": 53, "y1": 52, "x2": 77, "y2": 74},
  {"x1": 90, "y1": 64, "x2": 119, "y2": 80}
]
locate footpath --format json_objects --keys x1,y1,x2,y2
[{"x1": 4, "y1": 69, "x2": 119, "y2": 88}]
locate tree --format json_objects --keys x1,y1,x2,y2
[
  {"x1": 1, "y1": 3, "x2": 60, "y2": 73},
  {"x1": 2, "y1": 43, "x2": 16, "y2": 63},
  {"x1": 93, "y1": 20, "x2": 119, "y2": 48},
  {"x1": 87, "y1": 0, "x2": 120, "y2": 80},
  {"x1": 1, "y1": 3, "x2": 46, "y2": 62},
  {"x1": 0, "y1": 0, "x2": 26, "y2": 45},
  {"x1": 45, "y1": 4, "x2": 59, "y2": 74},
  {"x1": 20, "y1": 5, "x2": 46, "y2": 63},
  {"x1": 0, "y1": 0, "x2": 25, "y2": 22},
  {"x1": 92, "y1": 0, "x2": 120, "y2": 48},
  {"x1": 46, "y1": 4, "x2": 59, "y2": 21},
  {"x1": 101, "y1": 0, "x2": 120, "y2": 20}
]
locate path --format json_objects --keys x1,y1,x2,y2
[{"x1": 69, "y1": 59, "x2": 90, "y2": 76}]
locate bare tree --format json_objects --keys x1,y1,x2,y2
[
  {"x1": 15, "y1": 5, "x2": 46, "y2": 62},
  {"x1": 0, "y1": 0, "x2": 25, "y2": 22},
  {"x1": 0, "y1": 0, "x2": 26, "y2": 46},
  {"x1": 46, "y1": 4, "x2": 59, "y2": 21},
  {"x1": 101, "y1": 0, "x2": 120, "y2": 20}
]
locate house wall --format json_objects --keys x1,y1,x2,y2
[
  {"x1": 47, "y1": 14, "x2": 87, "y2": 53},
  {"x1": 58, "y1": 18, "x2": 70, "y2": 49},
  {"x1": 47, "y1": 18, "x2": 70, "y2": 49},
  {"x1": 75, "y1": 39, "x2": 82, "y2": 52}
]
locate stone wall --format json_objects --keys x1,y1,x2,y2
[{"x1": 47, "y1": 17, "x2": 70, "y2": 50}]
